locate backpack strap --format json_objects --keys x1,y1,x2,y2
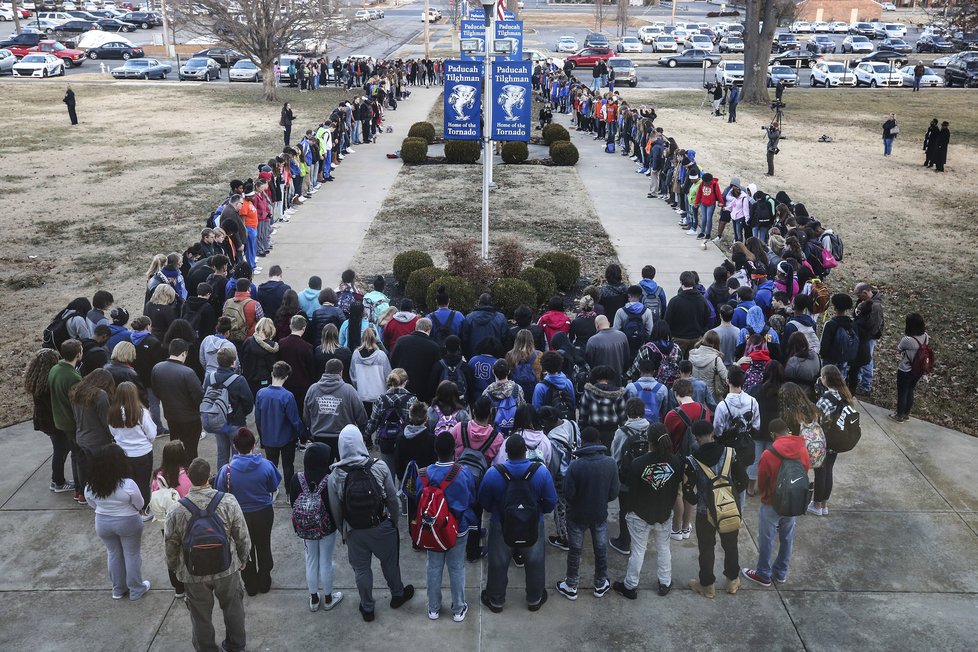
[
  {"x1": 221, "y1": 373, "x2": 238, "y2": 389},
  {"x1": 297, "y1": 472, "x2": 310, "y2": 494},
  {"x1": 476, "y1": 427, "x2": 497, "y2": 454},
  {"x1": 522, "y1": 461, "x2": 541, "y2": 481},
  {"x1": 673, "y1": 406, "x2": 693, "y2": 430},
  {"x1": 460, "y1": 421, "x2": 470, "y2": 449},
  {"x1": 430, "y1": 313, "x2": 442, "y2": 333},
  {"x1": 719, "y1": 448, "x2": 733, "y2": 478},
  {"x1": 418, "y1": 467, "x2": 430, "y2": 488},
  {"x1": 498, "y1": 465, "x2": 513, "y2": 482},
  {"x1": 442, "y1": 463, "x2": 462, "y2": 488}
]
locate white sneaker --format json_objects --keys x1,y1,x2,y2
[
  {"x1": 322, "y1": 591, "x2": 344, "y2": 611},
  {"x1": 807, "y1": 502, "x2": 823, "y2": 516},
  {"x1": 712, "y1": 236, "x2": 721, "y2": 242},
  {"x1": 428, "y1": 609, "x2": 440, "y2": 620},
  {"x1": 453, "y1": 603, "x2": 468, "y2": 622},
  {"x1": 347, "y1": 148, "x2": 356, "y2": 153},
  {"x1": 686, "y1": 228, "x2": 697, "y2": 235},
  {"x1": 670, "y1": 529, "x2": 683, "y2": 541},
  {"x1": 338, "y1": 154, "x2": 345, "y2": 160},
  {"x1": 254, "y1": 266, "x2": 263, "y2": 272}
]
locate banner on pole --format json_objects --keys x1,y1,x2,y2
[
  {"x1": 459, "y1": 19, "x2": 523, "y2": 62},
  {"x1": 443, "y1": 60, "x2": 483, "y2": 141},
  {"x1": 494, "y1": 20, "x2": 523, "y2": 61},
  {"x1": 460, "y1": 19, "x2": 484, "y2": 62},
  {"x1": 491, "y1": 59, "x2": 532, "y2": 142}
]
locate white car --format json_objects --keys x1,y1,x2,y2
[
  {"x1": 556, "y1": 36, "x2": 578, "y2": 52},
  {"x1": 616, "y1": 36, "x2": 643, "y2": 53},
  {"x1": 790, "y1": 21, "x2": 812, "y2": 33},
  {"x1": 718, "y1": 35, "x2": 744, "y2": 53},
  {"x1": 0, "y1": 6, "x2": 15, "y2": 20},
  {"x1": 685, "y1": 34, "x2": 714, "y2": 52},
  {"x1": 62, "y1": 0, "x2": 77, "y2": 9},
  {"x1": 671, "y1": 29, "x2": 689, "y2": 44},
  {"x1": 652, "y1": 35, "x2": 678, "y2": 52},
  {"x1": 524, "y1": 49, "x2": 564, "y2": 69},
  {"x1": 229, "y1": 58, "x2": 262, "y2": 82},
  {"x1": 853, "y1": 61, "x2": 903, "y2": 87},
  {"x1": 875, "y1": 22, "x2": 906, "y2": 39},
  {"x1": 842, "y1": 35, "x2": 874, "y2": 53},
  {"x1": 715, "y1": 60, "x2": 744, "y2": 85},
  {"x1": 637, "y1": 26, "x2": 661, "y2": 44},
  {"x1": 881, "y1": 2, "x2": 896, "y2": 10},
  {"x1": 899, "y1": 65, "x2": 943, "y2": 87},
  {"x1": 12, "y1": 53, "x2": 64, "y2": 77},
  {"x1": 810, "y1": 61, "x2": 855, "y2": 86},
  {"x1": 812, "y1": 21, "x2": 832, "y2": 33},
  {"x1": 421, "y1": 8, "x2": 440, "y2": 22},
  {"x1": 831, "y1": 21, "x2": 849, "y2": 34}
]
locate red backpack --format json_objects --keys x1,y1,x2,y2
[
  {"x1": 411, "y1": 465, "x2": 462, "y2": 552},
  {"x1": 910, "y1": 335, "x2": 934, "y2": 378}
]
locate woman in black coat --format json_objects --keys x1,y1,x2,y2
[
  {"x1": 932, "y1": 121, "x2": 950, "y2": 173},
  {"x1": 280, "y1": 102, "x2": 295, "y2": 147},
  {"x1": 923, "y1": 118, "x2": 939, "y2": 167}
]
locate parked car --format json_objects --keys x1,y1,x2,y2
[
  {"x1": 35, "y1": 11, "x2": 74, "y2": 25},
  {"x1": 951, "y1": 33, "x2": 978, "y2": 51},
  {"x1": 12, "y1": 52, "x2": 64, "y2": 76},
  {"x1": 931, "y1": 54, "x2": 952, "y2": 68},
  {"x1": 771, "y1": 49, "x2": 820, "y2": 68},
  {"x1": 0, "y1": 7, "x2": 16, "y2": 21},
  {"x1": 806, "y1": 35, "x2": 837, "y2": 54},
  {"x1": 718, "y1": 35, "x2": 744, "y2": 53},
  {"x1": 671, "y1": 29, "x2": 689, "y2": 44},
  {"x1": 583, "y1": 33, "x2": 610, "y2": 48},
  {"x1": 607, "y1": 56, "x2": 637, "y2": 86},
  {"x1": 57, "y1": 19, "x2": 100, "y2": 32},
  {"x1": 95, "y1": 18, "x2": 137, "y2": 32},
  {"x1": 831, "y1": 21, "x2": 849, "y2": 34},
  {"x1": 5, "y1": 39, "x2": 85, "y2": 66},
  {"x1": 944, "y1": 56, "x2": 978, "y2": 86},
  {"x1": 881, "y1": 2, "x2": 896, "y2": 10},
  {"x1": 0, "y1": 48, "x2": 15, "y2": 74},
  {"x1": 355, "y1": 9, "x2": 370, "y2": 21},
  {"x1": 855, "y1": 50, "x2": 908, "y2": 68},
  {"x1": 850, "y1": 22, "x2": 877, "y2": 38},
  {"x1": 685, "y1": 33, "x2": 714, "y2": 52},
  {"x1": 874, "y1": 23, "x2": 906, "y2": 39},
  {"x1": 715, "y1": 59, "x2": 744, "y2": 85},
  {"x1": 367, "y1": 8, "x2": 383, "y2": 19},
  {"x1": 656, "y1": 48, "x2": 721, "y2": 68},
  {"x1": 637, "y1": 25, "x2": 661, "y2": 44},
  {"x1": 564, "y1": 46, "x2": 614, "y2": 69},
  {"x1": 179, "y1": 56, "x2": 221, "y2": 80},
  {"x1": 767, "y1": 64, "x2": 798, "y2": 87},
  {"x1": 117, "y1": 11, "x2": 159, "y2": 28},
  {"x1": 86, "y1": 40, "x2": 142, "y2": 59},
  {"x1": 880, "y1": 37, "x2": 912, "y2": 54},
  {"x1": 915, "y1": 34, "x2": 954, "y2": 53},
  {"x1": 772, "y1": 33, "x2": 799, "y2": 53},
  {"x1": 652, "y1": 35, "x2": 678, "y2": 52},
  {"x1": 789, "y1": 21, "x2": 812, "y2": 34},
  {"x1": 810, "y1": 61, "x2": 855, "y2": 87},
  {"x1": 191, "y1": 47, "x2": 246, "y2": 67},
  {"x1": 229, "y1": 58, "x2": 262, "y2": 82},
  {"x1": 111, "y1": 57, "x2": 170, "y2": 79},
  {"x1": 842, "y1": 35, "x2": 874, "y2": 54},
  {"x1": 853, "y1": 61, "x2": 903, "y2": 87},
  {"x1": 616, "y1": 36, "x2": 642, "y2": 53},
  {"x1": 812, "y1": 22, "x2": 832, "y2": 33},
  {"x1": 556, "y1": 36, "x2": 578, "y2": 53},
  {"x1": 898, "y1": 65, "x2": 943, "y2": 87}
]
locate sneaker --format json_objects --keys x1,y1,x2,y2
[
  {"x1": 657, "y1": 581, "x2": 673, "y2": 597},
  {"x1": 428, "y1": 609, "x2": 440, "y2": 620},
  {"x1": 480, "y1": 590, "x2": 503, "y2": 613},
  {"x1": 688, "y1": 579, "x2": 715, "y2": 599},
  {"x1": 453, "y1": 603, "x2": 468, "y2": 622},
  {"x1": 338, "y1": 154, "x2": 345, "y2": 160},
  {"x1": 682, "y1": 527, "x2": 691, "y2": 540},
  {"x1": 174, "y1": 591, "x2": 185, "y2": 599},
  {"x1": 309, "y1": 593, "x2": 321, "y2": 612},
  {"x1": 141, "y1": 510, "x2": 154, "y2": 523},
  {"x1": 513, "y1": 553, "x2": 525, "y2": 568},
  {"x1": 726, "y1": 577, "x2": 742, "y2": 594},
  {"x1": 359, "y1": 604, "x2": 375, "y2": 622},
  {"x1": 74, "y1": 493, "x2": 88, "y2": 504},
  {"x1": 822, "y1": 505, "x2": 829, "y2": 515},
  {"x1": 774, "y1": 576, "x2": 789, "y2": 585},
  {"x1": 390, "y1": 584, "x2": 415, "y2": 609},
  {"x1": 593, "y1": 579, "x2": 611, "y2": 598},
  {"x1": 50, "y1": 481, "x2": 74, "y2": 493},
  {"x1": 670, "y1": 529, "x2": 683, "y2": 541},
  {"x1": 636, "y1": 168, "x2": 648, "y2": 174},
  {"x1": 112, "y1": 591, "x2": 128, "y2": 600},
  {"x1": 556, "y1": 581, "x2": 578, "y2": 601},
  {"x1": 322, "y1": 591, "x2": 343, "y2": 610},
  {"x1": 609, "y1": 538, "x2": 630, "y2": 555},
  {"x1": 131, "y1": 580, "x2": 151, "y2": 601},
  {"x1": 527, "y1": 589, "x2": 548, "y2": 612},
  {"x1": 807, "y1": 502, "x2": 822, "y2": 516},
  {"x1": 612, "y1": 580, "x2": 637, "y2": 600},
  {"x1": 347, "y1": 148, "x2": 356, "y2": 153},
  {"x1": 741, "y1": 568, "x2": 771, "y2": 587},
  {"x1": 712, "y1": 236, "x2": 721, "y2": 242},
  {"x1": 697, "y1": 233, "x2": 706, "y2": 239},
  {"x1": 686, "y1": 229, "x2": 697, "y2": 235},
  {"x1": 547, "y1": 536, "x2": 569, "y2": 551}
]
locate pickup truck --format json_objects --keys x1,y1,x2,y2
[{"x1": 0, "y1": 37, "x2": 86, "y2": 67}]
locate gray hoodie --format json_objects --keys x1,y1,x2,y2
[
  {"x1": 199, "y1": 334, "x2": 237, "y2": 375},
  {"x1": 303, "y1": 373, "x2": 367, "y2": 439},
  {"x1": 327, "y1": 425, "x2": 400, "y2": 537},
  {"x1": 349, "y1": 348, "x2": 392, "y2": 403}
]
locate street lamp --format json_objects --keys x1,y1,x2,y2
[{"x1": 480, "y1": 0, "x2": 495, "y2": 260}]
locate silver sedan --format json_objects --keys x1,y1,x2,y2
[{"x1": 229, "y1": 58, "x2": 262, "y2": 82}]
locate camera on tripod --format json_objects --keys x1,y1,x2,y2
[
  {"x1": 770, "y1": 99, "x2": 786, "y2": 110},
  {"x1": 704, "y1": 81, "x2": 716, "y2": 91}
]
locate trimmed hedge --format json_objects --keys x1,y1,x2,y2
[
  {"x1": 542, "y1": 123, "x2": 570, "y2": 145},
  {"x1": 534, "y1": 251, "x2": 581, "y2": 291},
  {"x1": 491, "y1": 278, "x2": 537, "y2": 319},
  {"x1": 550, "y1": 141, "x2": 579, "y2": 166},
  {"x1": 408, "y1": 121, "x2": 436, "y2": 144},
  {"x1": 401, "y1": 137, "x2": 428, "y2": 164},
  {"x1": 393, "y1": 250, "x2": 434, "y2": 286},
  {"x1": 427, "y1": 275, "x2": 478, "y2": 314},
  {"x1": 518, "y1": 266, "x2": 557, "y2": 307},
  {"x1": 444, "y1": 139, "x2": 481, "y2": 164},
  {"x1": 405, "y1": 266, "x2": 445, "y2": 308},
  {"x1": 501, "y1": 141, "x2": 529, "y2": 164}
]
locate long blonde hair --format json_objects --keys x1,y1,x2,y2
[
  {"x1": 145, "y1": 254, "x2": 167, "y2": 280},
  {"x1": 255, "y1": 317, "x2": 276, "y2": 341},
  {"x1": 820, "y1": 364, "x2": 853, "y2": 406},
  {"x1": 149, "y1": 284, "x2": 176, "y2": 306},
  {"x1": 360, "y1": 327, "x2": 379, "y2": 354},
  {"x1": 321, "y1": 323, "x2": 340, "y2": 354},
  {"x1": 506, "y1": 329, "x2": 537, "y2": 367}
]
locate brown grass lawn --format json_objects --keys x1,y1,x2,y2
[{"x1": 616, "y1": 87, "x2": 978, "y2": 435}]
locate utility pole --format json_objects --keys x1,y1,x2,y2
[
  {"x1": 160, "y1": 0, "x2": 175, "y2": 58},
  {"x1": 481, "y1": 4, "x2": 495, "y2": 260},
  {"x1": 424, "y1": 0, "x2": 431, "y2": 58},
  {"x1": 11, "y1": 0, "x2": 21, "y2": 33}
]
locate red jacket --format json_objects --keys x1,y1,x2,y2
[
  {"x1": 537, "y1": 310, "x2": 571, "y2": 346},
  {"x1": 757, "y1": 436, "x2": 811, "y2": 505},
  {"x1": 383, "y1": 314, "x2": 419, "y2": 352},
  {"x1": 694, "y1": 179, "x2": 725, "y2": 208}
]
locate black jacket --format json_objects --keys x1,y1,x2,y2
[
  {"x1": 390, "y1": 331, "x2": 442, "y2": 403},
  {"x1": 181, "y1": 296, "x2": 217, "y2": 339},
  {"x1": 626, "y1": 451, "x2": 682, "y2": 525},
  {"x1": 206, "y1": 366, "x2": 254, "y2": 427},
  {"x1": 461, "y1": 306, "x2": 509, "y2": 360},
  {"x1": 257, "y1": 280, "x2": 292, "y2": 321},
  {"x1": 682, "y1": 440, "x2": 748, "y2": 511},
  {"x1": 563, "y1": 443, "x2": 621, "y2": 525},
  {"x1": 665, "y1": 289, "x2": 712, "y2": 340},
  {"x1": 80, "y1": 339, "x2": 108, "y2": 377},
  {"x1": 819, "y1": 315, "x2": 857, "y2": 365},
  {"x1": 151, "y1": 359, "x2": 204, "y2": 424},
  {"x1": 310, "y1": 305, "x2": 345, "y2": 348},
  {"x1": 185, "y1": 262, "x2": 214, "y2": 298},
  {"x1": 132, "y1": 332, "x2": 164, "y2": 387}
]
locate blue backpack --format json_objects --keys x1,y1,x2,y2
[
  {"x1": 834, "y1": 322, "x2": 860, "y2": 362},
  {"x1": 492, "y1": 393, "x2": 519, "y2": 436},
  {"x1": 180, "y1": 492, "x2": 233, "y2": 577},
  {"x1": 512, "y1": 353, "x2": 539, "y2": 400},
  {"x1": 631, "y1": 378, "x2": 665, "y2": 424}
]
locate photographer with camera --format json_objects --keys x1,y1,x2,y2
[
  {"x1": 763, "y1": 120, "x2": 781, "y2": 177},
  {"x1": 711, "y1": 83, "x2": 724, "y2": 117}
]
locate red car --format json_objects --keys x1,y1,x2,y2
[
  {"x1": 8, "y1": 40, "x2": 86, "y2": 67},
  {"x1": 564, "y1": 46, "x2": 614, "y2": 69}
]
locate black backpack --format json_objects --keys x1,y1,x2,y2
[
  {"x1": 718, "y1": 399, "x2": 757, "y2": 466},
  {"x1": 180, "y1": 492, "x2": 233, "y2": 576},
  {"x1": 620, "y1": 309, "x2": 648, "y2": 357},
  {"x1": 42, "y1": 308, "x2": 76, "y2": 350},
  {"x1": 498, "y1": 462, "x2": 542, "y2": 548},
  {"x1": 437, "y1": 359, "x2": 468, "y2": 399},
  {"x1": 671, "y1": 404, "x2": 706, "y2": 460},
  {"x1": 770, "y1": 450, "x2": 810, "y2": 517},
  {"x1": 618, "y1": 424, "x2": 649, "y2": 484},
  {"x1": 543, "y1": 378, "x2": 576, "y2": 421},
  {"x1": 834, "y1": 322, "x2": 860, "y2": 363},
  {"x1": 429, "y1": 310, "x2": 458, "y2": 347},
  {"x1": 342, "y1": 460, "x2": 385, "y2": 530},
  {"x1": 457, "y1": 421, "x2": 496, "y2": 487}
]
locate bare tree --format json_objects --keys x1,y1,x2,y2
[
  {"x1": 742, "y1": 0, "x2": 792, "y2": 104},
  {"x1": 594, "y1": 0, "x2": 607, "y2": 33},
  {"x1": 169, "y1": 0, "x2": 338, "y2": 102},
  {"x1": 616, "y1": 0, "x2": 629, "y2": 37},
  {"x1": 927, "y1": 0, "x2": 978, "y2": 32},
  {"x1": 10, "y1": 0, "x2": 22, "y2": 33}
]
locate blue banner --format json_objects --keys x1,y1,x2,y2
[
  {"x1": 491, "y1": 59, "x2": 532, "y2": 141},
  {"x1": 495, "y1": 20, "x2": 523, "y2": 61},
  {"x1": 468, "y1": 8, "x2": 515, "y2": 20},
  {"x1": 444, "y1": 60, "x2": 483, "y2": 141},
  {"x1": 460, "y1": 19, "x2": 484, "y2": 62}
]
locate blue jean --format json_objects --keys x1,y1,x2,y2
[
  {"x1": 351, "y1": 121, "x2": 362, "y2": 144},
  {"x1": 485, "y1": 519, "x2": 546, "y2": 605},
  {"x1": 733, "y1": 219, "x2": 745, "y2": 242},
  {"x1": 95, "y1": 513, "x2": 147, "y2": 599},
  {"x1": 753, "y1": 226, "x2": 770, "y2": 243},
  {"x1": 426, "y1": 531, "x2": 467, "y2": 613},
  {"x1": 564, "y1": 520, "x2": 608, "y2": 589},
  {"x1": 686, "y1": 203, "x2": 697, "y2": 230},
  {"x1": 755, "y1": 502, "x2": 796, "y2": 582},
  {"x1": 747, "y1": 440, "x2": 773, "y2": 481},
  {"x1": 304, "y1": 533, "x2": 337, "y2": 595},
  {"x1": 245, "y1": 226, "x2": 257, "y2": 270},
  {"x1": 214, "y1": 423, "x2": 237, "y2": 471},
  {"x1": 699, "y1": 203, "x2": 717, "y2": 237},
  {"x1": 883, "y1": 137, "x2": 894, "y2": 156},
  {"x1": 591, "y1": 77, "x2": 600, "y2": 93},
  {"x1": 858, "y1": 339, "x2": 877, "y2": 391}
]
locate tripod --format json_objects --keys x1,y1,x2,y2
[{"x1": 772, "y1": 104, "x2": 785, "y2": 126}]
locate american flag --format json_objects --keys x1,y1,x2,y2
[{"x1": 496, "y1": 1, "x2": 506, "y2": 21}]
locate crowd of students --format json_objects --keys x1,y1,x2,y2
[{"x1": 277, "y1": 56, "x2": 444, "y2": 93}]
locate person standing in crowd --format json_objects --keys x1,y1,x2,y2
[
  {"x1": 585, "y1": 316, "x2": 630, "y2": 383},
  {"x1": 850, "y1": 283, "x2": 884, "y2": 397},
  {"x1": 203, "y1": 347, "x2": 254, "y2": 471},
  {"x1": 665, "y1": 272, "x2": 713, "y2": 356},
  {"x1": 26, "y1": 348, "x2": 75, "y2": 493},
  {"x1": 892, "y1": 313, "x2": 930, "y2": 422},
  {"x1": 150, "y1": 440, "x2": 191, "y2": 597},
  {"x1": 165, "y1": 457, "x2": 251, "y2": 652},
  {"x1": 882, "y1": 113, "x2": 898, "y2": 157},
  {"x1": 85, "y1": 444, "x2": 151, "y2": 600},
  {"x1": 304, "y1": 358, "x2": 367, "y2": 465},
  {"x1": 255, "y1": 361, "x2": 304, "y2": 488},
  {"x1": 391, "y1": 319, "x2": 441, "y2": 403},
  {"x1": 812, "y1": 364, "x2": 852, "y2": 515},
  {"x1": 933, "y1": 121, "x2": 950, "y2": 173},
  {"x1": 107, "y1": 381, "x2": 156, "y2": 517},
  {"x1": 71, "y1": 368, "x2": 116, "y2": 497}
]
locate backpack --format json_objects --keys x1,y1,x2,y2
[
  {"x1": 199, "y1": 372, "x2": 239, "y2": 433},
  {"x1": 291, "y1": 472, "x2": 335, "y2": 540},
  {"x1": 605, "y1": 141, "x2": 616, "y2": 154},
  {"x1": 821, "y1": 400, "x2": 862, "y2": 453},
  {"x1": 543, "y1": 378, "x2": 576, "y2": 421},
  {"x1": 457, "y1": 421, "x2": 496, "y2": 487},
  {"x1": 718, "y1": 398, "x2": 757, "y2": 466},
  {"x1": 911, "y1": 335, "x2": 935, "y2": 378},
  {"x1": 411, "y1": 464, "x2": 462, "y2": 552},
  {"x1": 548, "y1": 424, "x2": 579, "y2": 484},
  {"x1": 618, "y1": 424, "x2": 650, "y2": 484},
  {"x1": 491, "y1": 392, "x2": 519, "y2": 436},
  {"x1": 148, "y1": 474, "x2": 180, "y2": 525},
  {"x1": 641, "y1": 288, "x2": 663, "y2": 321},
  {"x1": 207, "y1": 199, "x2": 228, "y2": 229},
  {"x1": 798, "y1": 420, "x2": 827, "y2": 469},
  {"x1": 569, "y1": 355, "x2": 592, "y2": 396},
  {"x1": 432, "y1": 406, "x2": 461, "y2": 437},
  {"x1": 808, "y1": 279, "x2": 831, "y2": 315},
  {"x1": 342, "y1": 460, "x2": 386, "y2": 530},
  {"x1": 512, "y1": 353, "x2": 539, "y2": 400},
  {"x1": 437, "y1": 360, "x2": 468, "y2": 400},
  {"x1": 222, "y1": 298, "x2": 253, "y2": 342},
  {"x1": 743, "y1": 358, "x2": 767, "y2": 390},
  {"x1": 770, "y1": 449, "x2": 810, "y2": 517},
  {"x1": 525, "y1": 437, "x2": 547, "y2": 464},
  {"x1": 498, "y1": 462, "x2": 542, "y2": 548},
  {"x1": 694, "y1": 449, "x2": 742, "y2": 534},
  {"x1": 182, "y1": 302, "x2": 205, "y2": 338},
  {"x1": 621, "y1": 310, "x2": 648, "y2": 358},
  {"x1": 376, "y1": 407, "x2": 406, "y2": 443},
  {"x1": 335, "y1": 288, "x2": 360, "y2": 317},
  {"x1": 825, "y1": 231, "x2": 844, "y2": 262},
  {"x1": 672, "y1": 404, "x2": 706, "y2": 460},
  {"x1": 632, "y1": 378, "x2": 665, "y2": 424},
  {"x1": 180, "y1": 492, "x2": 233, "y2": 576},
  {"x1": 650, "y1": 342, "x2": 681, "y2": 388},
  {"x1": 793, "y1": 321, "x2": 820, "y2": 353},
  {"x1": 743, "y1": 326, "x2": 771, "y2": 356},
  {"x1": 42, "y1": 308, "x2": 76, "y2": 350},
  {"x1": 429, "y1": 311, "x2": 458, "y2": 347},
  {"x1": 833, "y1": 322, "x2": 860, "y2": 362}
]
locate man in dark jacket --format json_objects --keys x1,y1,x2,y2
[
  {"x1": 203, "y1": 255, "x2": 230, "y2": 312},
  {"x1": 204, "y1": 347, "x2": 254, "y2": 470},
  {"x1": 390, "y1": 318, "x2": 441, "y2": 403},
  {"x1": 665, "y1": 271, "x2": 713, "y2": 355},
  {"x1": 556, "y1": 426, "x2": 620, "y2": 601},
  {"x1": 131, "y1": 316, "x2": 166, "y2": 431},
  {"x1": 181, "y1": 282, "x2": 218, "y2": 340},
  {"x1": 257, "y1": 266, "x2": 292, "y2": 319},
  {"x1": 151, "y1": 339, "x2": 205, "y2": 463},
  {"x1": 585, "y1": 316, "x2": 630, "y2": 383},
  {"x1": 852, "y1": 282, "x2": 884, "y2": 396},
  {"x1": 461, "y1": 293, "x2": 509, "y2": 360},
  {"x1": 79, "y1": 325, "x2": 111, "y2": 376},
  {"x1": 819, "y1": 293, "x2": 858, "y2": 380},
  {"x1": 277, "y1": 314, "x2": 316, "y2": 408}
]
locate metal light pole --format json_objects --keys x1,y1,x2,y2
[
  {"x1": 424, "y1": 0, "x2": 430, "y2": 59},
  {"x1": 480, "y1": 0, "x2": 495, "y2": 260}
]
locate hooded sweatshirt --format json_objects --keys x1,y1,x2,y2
[
  {"x1": 396, "y1": 423, "x2": 437, "y2": 480},
  {"x1": 419, "y1": 460, "x2": 477, "y2": 531},
  {"x1": 580, "y1": 382, "x2": 627, "y2": 429},
  {"x1": 382, "y1": 311, "x2": 419, "y2": 352},
  {"x1": 327, "y1": 425, "x2": 399, "y2": 536},
  {"x1": 495, "y1": 428, "x2": 552, "y2": 466},
  {"x1": 303, "y1": 373, "x2": 368, "y2": 439},
  {"x1": 757, "y1": 435, "x2": 810, "y2": 505},
  {"x1": 626, "y1": 449, "x2": 682, "y2": 525},
  {"x1": 215, "y1": 452, "x2": 282, "y2": 513},
  {"x1": 613, "y1": 301, "x2": 654, "y2": 337},
  {"x1": 288, "y1": 442, "x2": 333, "y2": 510},
  {"x1": 451, "y1": 419, "x2": 503, "y2": 463},
  {"x1": 255, "y1": 384, "x2": 305, "y2": 448},
  {"x1": 737, "y1": 305, "x2": 781, "y2": 359},
  {"x1": 665, "y1": 288, "x2": 712, "y2": 340},
  {"x1": 299, "y1": 287, "x2": 323, "y2": 319},
  {"x1": 638, "y1": 278, "x2": 667, "y2": 317},
  {"x1": 349, "y1": 348, "x2": 392, "y2": 402},
  {"x1": 689, "y1": 344, "x2": 728, "y2": 403},
  {"x1": 461, "y1": 306, "x2": 509, "y2": 359}
]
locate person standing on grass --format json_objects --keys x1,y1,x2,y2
[
  {"x1": 923, "y1": 118, "x2": 939, "y2": 167},
  {"x1": 933, "y1": 121, "x2": 950, "y2": 173},
  {"x1": 912, "y1": 61, "x2": 925, "y2": 92},
  {"x1": 763, "y1": 120, "x2": 781, "y2": 176},
  {"x1": 727, "y1": 84, "x2": 739, "y2": 123},
  {"x1": 63, "y1": 86, "x2": 78, "y2": 125},
  {"x1": 882, "y1": 113, "x2": 898, "y2": 157},
  {"x1": 892, "y1": 313, "x2": 931, "y2": 423}
]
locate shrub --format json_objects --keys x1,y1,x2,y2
[
  {"x1": 445, "y1": 239, "x2": 496, "y2": 290},
  {"x1": 518, "y1": 267, "x2": 557, "y2": 307},
  {"x1": 534, "y1": 251, "x2": 581, "y2": 291},
  {"x1": 407, "y1": 121, "x2": 436, "y2": 144},
  {"x1": 401, "y1": 137, "x2": 428, "y2": 164},
  {"x1": 501, "y1": 141, "x2": 529, "y2": 164},
  {"x1": 427, "y1": 275, "x2": 478, "y2": 314},
  {"x1": 490, "y1": 278, "x2": 537, "y2": 319},
  {"x1": 542, "y1": 123, "x2": 570, "y2": 145},
  {"x1": 393, "y1": 250, "x2": 434, "y2": 286},
  {"x1": 405, "y1": 266, "x2": 445, "y2": 308},
  {"x1": 549, "y1": 141, "x2": 579, "y2": 166},
  {"x1": 444, "y1": 139, "x2": 482, "y2": 164},
  {"x1": 491, "y1": 237, "x2": 528, "y2": 279}
]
